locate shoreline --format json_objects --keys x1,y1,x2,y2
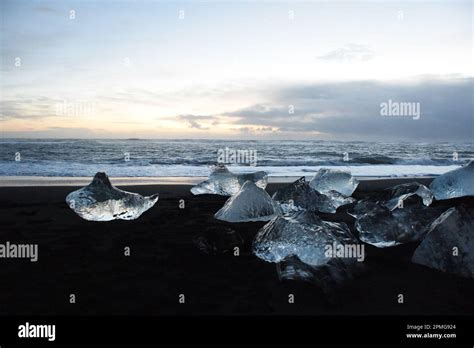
[{"x1": 0, "y1": 175, "x2": 436, "y2": 188}]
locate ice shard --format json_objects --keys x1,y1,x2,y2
[
  {"x1": 353, "y1": 203, "x2": 445, "y2": 248},
  {"x1": 412, "y1": 207, "x2": 474, "y2": 278},
  {"x1": 190, "y1": 164, "x2": 268, "y2": 196},
  {"x1": 252, "y1": 210, "x2": 360, "y2": 266},
  {"x1": 193, "y1": 226, "x2": 244, "y2": 255},
  {"x1": 214, "y1": 181, "x2": 281, "y2": 222},
  {"x1": 277, "y1": 255, "x2": 366, "y2": 295},
  {"x1": 429, "y1": 161, "x2": 474, "y2": 200},
  {"x1": 348, "y1": 181, "x2": 442, "y2": 248},
  {"x1": 272, "y1": 177, "x2": 354, "y2": 214},
  {"x1": 309, "y1": 168, "x2": 359, "y2": 196},
  {"x1": 347, "y1": 199, "x2": 381, "y2": 219},
  {"x1": 384, "y1": 182, "x2": 433, "y2": 210},
  {"x1": 65, "y1": 172, "x2": 158, "y2": 221}
]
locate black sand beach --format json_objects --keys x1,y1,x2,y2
[{"x1": 0, "y1": 181, "x2": 473, "y2": 316}]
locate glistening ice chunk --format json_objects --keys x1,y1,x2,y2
[
  {"x1": 429, "y1": 161, "x2": 474, "y2": 200},
  {"x1": 252, "y1": 210, "x2": 360, "y2": 266},
  {"x1": 324, "y1": 190, "x2": 356, "y2": 211},
  {"x1": 191, "y1": 164, "x2": 268, "y2": 196},
  {"x1": 354, "y1": 203, "x2": 445, "y2": 248},
  {"x1": 347, "y1": 200, "x2": 380, "y2": 219},
  {"x1": 272, "y1": 177, "x2": 354, "y2": 214},
  {"x1": 384, "y1": 182, "x2": 433, "y2": 210},
  {"x1": 65, "y1": 172, "x2": 158, "y2": 221},
  {"x1": 277, "y1": 255, "x2": 366, "y2": 296},
  {"x1": 214, "y1": 181, "x2": 281, "y2": 222},
  {"x1": 412, "y1": 207, "x2": 474, "y2": 278},
  {"x1": 349, "y1": 181, "x2": 442, "y2": 248},
  {"x1": 309, "y1": 169, "x2": 359, "y2": 196}
]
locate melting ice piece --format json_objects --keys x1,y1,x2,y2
[
  {"x1": 429, "y1": 161, "x2": 474, "y2": 200},
  {"x1": 277, "y1": 255, "x2": 366, "y2": 295},
  {"x1": 214, "y1": 181, "x2": 281, "y2": 222},
  {"x1": 309, "y1": 168, "x2": 359, "y2": 196},
  {"x1": 252, "y1": 210, "x2": 360, "y2": 266},
  {"x1": 347, "y1": 199, "x2": 381, "y2": 219},
  {"x1": 65, "y1": 172, "x2": 158, "y2": 221},
  {"x1": 191, "y1": 164, "x2": 268, "y2": 196},
  {"x1": 277, "y1": 255, "x2": 318, "y2": 283},
  {"x1": 193, "y1": 226, "x2": 244, "y2": 255},
  {"x1": 272, "y1": 177, "x2": 354, "y2": 214},
  {"x1": 354, "y1": 203, "x2": 445, "y2": 248},
  {"x1": 384, "y1": 182, "x2": 433, "y2": 210},
  {"x1": 412, "y1": 207, "x2": 474, "y2": 278},
  {"x1": 324, "y1": 190, "x2": 356, "y2": 212}
]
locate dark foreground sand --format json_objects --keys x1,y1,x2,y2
[{"x1": 0, "y1": 180, "x2": 473, "y2": 316}]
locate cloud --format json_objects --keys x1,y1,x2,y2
[
  {"x1": 2, "y1": 76, "x2": 471, "y2": 142},
  {"x1": 218, "y1": 77, "x2": 473, "y2": 141},
  {"x1": 317, "y1": 44, "x2": 375, "y2": 62},
  {"x1": 175, "y1": 114, "x2": 218, "y2": 130},
  {"x1": 0, "y1": 97, "x2": 63, "y2": 120},
  {"x1": 232, "y1": 126, "x2": 279, "y2": 133}
]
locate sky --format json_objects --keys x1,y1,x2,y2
[{"x1": 0, "y1": 0, "x2": 472, "y2": 141}]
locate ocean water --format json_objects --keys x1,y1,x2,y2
[{"x1": 0, "y1": 139, "x2": 472, "y2": 177}]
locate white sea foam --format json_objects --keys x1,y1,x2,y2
[{"x1": 0, "y1": 161, "x2": 462, "y2": 178}]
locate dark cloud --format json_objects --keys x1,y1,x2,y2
[{"x1": 221, "y1": 78, "x2": 473, "y2": 141}]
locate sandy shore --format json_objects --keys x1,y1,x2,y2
[{"x1": 0, "y1": 180, "x2": 473, "y2": 316}]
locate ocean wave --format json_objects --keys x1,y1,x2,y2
[
  {"x1": 0, "y1": 160, "x2": 465, "y2": 177},
  {"x1": 0, "y1": 139, "x2": 471, "y2": 177}
]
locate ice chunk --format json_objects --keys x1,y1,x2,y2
[
  {"x1": 214, "y1": 181, "x2": 281, "y2": 222},
  {"x1": 348, "y1": 181, "x2": 442, "y2": 247},
  {"x1": 252, "y1": 210, "x2": 360, "y2": 266},
  {"x1": 324, "y1": 190, "x2": 356, "y2": 211},
  {"x1": 276, "y1": 255, "x2": 318, "y2": 283},
  {"x1": 66, "y1": 172, "x2": 158, "y2": 221},
  {"x1": 193, "y1": 226, "x2": 244, "y2": 255},
  {"x1": 384, "y1": 182, "x2": 433, "y2": 210},
  {"x1": 191, "y1": 164, "x2": 268, "y2": 196},
  {"x1": 429, "y1": 161, "x2": 474, "y2": 200},
  {"x1": 309, "y1": 168, "x2": 359, "y2": 196},
  {"x1": 354, "y1": 203, "x2": 446, "y2": 248},
  {"x1": 277, "y1": 255, "x2": 366, "y2": 295},
  {"x1": 347, "y1": 199, "x2": 381, "y2": 219},
  {"x1": 412, "y1": 207, "x2": 474, "y2": 278},
  {"x1": 272, "y1": 177, "x2": 355, "y2": 214}
]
